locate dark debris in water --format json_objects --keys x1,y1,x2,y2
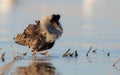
[
  {"x1": 62, "y1": 49, "x2": 78, "y2": 57},
  {"x1": 1, "y1": 52, "x2": 5, "y2": 62},
  {"x1": 86, "y1": 46, "x2": 92, "y2": 57}
]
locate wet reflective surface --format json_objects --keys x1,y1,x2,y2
[
  {"x1": 12, "y1": 61, "x2": 57, "y2": 75},
  {"x1": 0, "y1": 42, "x2": 120, "y2": 75},
  {"x1": 0, "y1": 0, "x2": 120, "y2": 75}
]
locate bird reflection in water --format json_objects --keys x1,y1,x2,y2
[{"x1": 13, "y1": 61, "x2": 59, "y2": 75}]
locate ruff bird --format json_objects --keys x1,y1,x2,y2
[{"x1": 13, "y1": 14, "x2": 63, "y2": 58}]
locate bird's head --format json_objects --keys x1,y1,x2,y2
[
  {"x1": 50, "y1": 14, "x2": 63, "y2": 33},
  {"x1": 39, "y1": 14, "x2": 63, "y2": 42}
]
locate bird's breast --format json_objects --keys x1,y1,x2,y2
[{"x1": 46, "y1": 33, "x2": 58, "y2": 43}]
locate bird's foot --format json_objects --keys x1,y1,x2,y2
[
  {"x1": 40, "y1": 51, "x2": 49, "y2": 57},
  {"x1": 33, "y1": 50, "x2": 37, "y2": 61}
]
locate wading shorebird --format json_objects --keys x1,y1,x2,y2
[{"x1": 13, "y1": 14, "x2": 63, "y2": 59}]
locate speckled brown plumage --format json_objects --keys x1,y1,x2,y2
[
  {"x1": 14, "y1": 21, "x2": 54, "y2": 52},
  {"x1": 13, "y1": 14, "x2": 63, "y2": 52}
]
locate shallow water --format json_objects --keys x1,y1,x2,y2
[
  {"x1": 0, "y1": 42, "x2": 120, "y2": 75},
  {"x1": 0, "y1": 0, "x2": 120, "y2": 75}
]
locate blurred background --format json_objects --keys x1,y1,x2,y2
[{"x1": 0, "y1": 0, "x2": 120, "y2": 49}]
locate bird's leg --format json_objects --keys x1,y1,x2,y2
[
  {"x1": 33, "y1": 50, "x2": 37, "y2": 61},
  {"x1": 40, "y1": 50, "x2": 49, "y2": 57}
]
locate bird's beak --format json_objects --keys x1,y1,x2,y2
[{"x1": 56, "y1": 27, "x2": 63, "y2": 33}]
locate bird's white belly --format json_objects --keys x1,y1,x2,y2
[{"x1": 46, "y1": 33, "x2": 58, "y2": 42}]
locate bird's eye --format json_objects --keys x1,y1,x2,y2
[
  {"x1": 52, "y1": 23, "x2": 57, "y2": 27},
  {"x1": 54, "y1": 24, "x2": 57, "y2": 27}
]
